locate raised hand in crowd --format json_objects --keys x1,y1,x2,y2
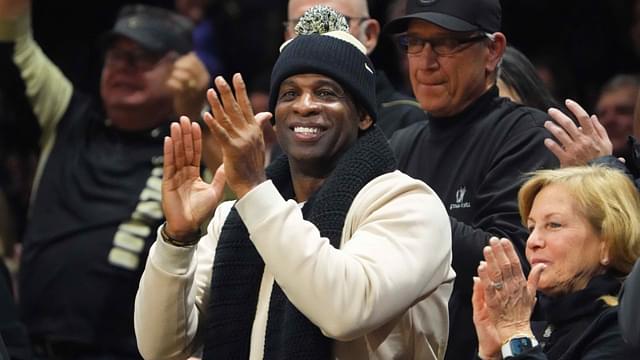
[
  {"x1": 0, "y1": 0, "x2": 29, "y2": 21},
  {"x1": 168, "y1": 52, "x2": 211, "y2": 123},
  {"x1": 544, "y1": 99, "x2": 613, "y2": 167}
]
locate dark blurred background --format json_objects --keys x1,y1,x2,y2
[{"x1": 20, "y1": 0, "x2": 640, "y2": 112}]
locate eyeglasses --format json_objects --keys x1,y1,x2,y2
[
  {"x1": 104, "y1": 48, "x2": 169, "y2": 71},
  {"x1": 396, "y1": 33, "x2": 490, "y2": 56},
  {"x1": 282, "y1": 15, "x2": 369, "y2": 32}
]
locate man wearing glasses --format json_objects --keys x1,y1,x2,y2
[
  {"x1": 284, "y1": 0, "x2": 427, "y2": 138},
  {"x1": 385, "y1": 1, "x2": 558, "y2": 359},
  {"x1": 0, "y1": 1, "x2": 210, "y2": 358}
]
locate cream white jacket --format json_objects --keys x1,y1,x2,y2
[{"x1": 135, "y1": 170, "x2": 455, "y2": 360}]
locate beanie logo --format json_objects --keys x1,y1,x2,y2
[{"x1": 364, "y1": 62, "x2": 373, "y2": 74}]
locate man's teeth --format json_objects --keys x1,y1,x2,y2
[{"x1": 294, "y1": 126, "x2": 320, "y2": 134}]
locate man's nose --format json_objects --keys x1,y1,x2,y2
[{"x1": 292, "y1": 93, "x2": 320, "y2": 114}]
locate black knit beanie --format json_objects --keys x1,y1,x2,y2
[{"x1": 268, "y1": 30, "x2": 378, "y2": 123}]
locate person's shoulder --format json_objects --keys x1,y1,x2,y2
[
  {"x1": 484, "y1": 99, "x2": 551, "y2": 138},
  {"x1": 388, "y1": 121, "x2": 428, "y2": 146},
  {"x1": 351, "y1": 171, "x2": 448, "y2": 223},
  {"x1": 493, "y1": 98, "x2": 549, "y2": 127},
  {"x1": 361, "y1": 170, "x2": 435, "y2": 198}
]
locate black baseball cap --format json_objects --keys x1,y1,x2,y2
[
  {"x1": 384, "y1": 0, "x2": 501, "y2": 34},
  {"x1": 102, "y1": 4, "x2": 194, "y2": 54}
]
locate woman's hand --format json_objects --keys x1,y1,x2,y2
[
  {"x1": 472, "y1": 275, "x2": 501, "y2": 360},
  {"x1": 477, "y1": 237, "x2": 545, "y2": 343}
]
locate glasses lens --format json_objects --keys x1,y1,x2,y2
[
  {"x1": 398, "y1": 34, "x2": 487, "y2": 56},
  {"x1": 105, "y1": 48, "x2": 163, "y2": 70}
]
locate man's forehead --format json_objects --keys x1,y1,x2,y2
[
  {"x1": 108, "y1": 36, "x2": 148, "y2": 52},
  {"x1": 599, "y1": 86, "x2": 640, "y2": 103},
  {"x1": 406, "y1": 19, "x2": 459, "y2": 36}
]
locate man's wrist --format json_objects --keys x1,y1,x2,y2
[
  {"x1": 161, "y1": 222, "x2": 202, "y2": 247},
  {"x1": 233, "y1": 178, "x2": 267, "y2": 199}
]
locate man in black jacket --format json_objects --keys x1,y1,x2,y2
[
  {"x1": 385, "y1": 1, "x2": 558, "y2": 359},
  {"x1": 1, "y1": 1, "x2": 210, "y2": 358}
]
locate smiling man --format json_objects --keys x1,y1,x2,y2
[
  {"x1": 135, "y1": 6, "x2": 455, "y2": 360},
  {"x1": 384, "y1": 1, "x2": 558, "y2": 359}
]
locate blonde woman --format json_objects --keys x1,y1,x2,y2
[{"x1": 473, "y1": 166, "x2": 640, "y2": 359}]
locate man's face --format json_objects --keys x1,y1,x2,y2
[
  {"x1": 100, "y1": 37, "x2": 176, "y2": 128},
  {"x1": 406, "y1": 20, "x2": 494, "y2": 117},
  {"x1": 286, "y1": 0, "x2": 370, "y2": 49},
  {"x1": 274, "y1": 73, "x2": 372, "y2": 174},
  {"x1": 596, "y1": 86, "x2": 637, "y2": 156}
]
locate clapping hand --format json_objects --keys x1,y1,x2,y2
[
  {"x1": 161, "y1": 117, "x2": 226, "y2": 241},
  {"x1": 472, "y1": 237, "x2": 545, "y2": 359},
  {"x1": 203, "y1": 74, "x2": 272, "y2": 199}
]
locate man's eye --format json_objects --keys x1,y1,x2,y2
[
  {"x1": 279, "y1": 90, "x2": 297, "y2": 100},
  {"x1": 317, "y1": 89, "x2": 336, "y2": 98},
  {"x1": 407, "y1": 37, "x2": 423, "y2": 47},
  {"x1": 433, "y1": 38, "x2": 460, "y2": 52}
]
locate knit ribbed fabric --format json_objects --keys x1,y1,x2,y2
[{"x1": 268, "y1": 34, "x2": 378, "y2": 123}]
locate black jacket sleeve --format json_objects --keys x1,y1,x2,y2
[{"x1": 620, "y1": 260, "x2": 640, "y2": 346}]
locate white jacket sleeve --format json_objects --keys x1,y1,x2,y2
[
  {"x1": 1, "y1": 11, "x2": 73, "y2": 197},
  {"x1": 235, "y1": 171, "x2": 452, "y2": 341},
  {"x1": 0, "y1": 11, "x2": 72, "y2": 136},
  {"x1": 134, "y1": 202, "x2": 234, "y2": 360}
]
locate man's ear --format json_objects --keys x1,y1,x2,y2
[
  {"x1": 359, "y1": 19, "x2": 380, "y2": 55},
  {"x1": 486, "y1": 32, "x2": 506, "y2": 74},
  {"x1": 358, "y1": 111, "x2": 374, "y2": 130}
]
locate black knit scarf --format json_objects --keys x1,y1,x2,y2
[
  {"x1": 532, "y1": 273, "x2": 622, "y2": 359},
  {"x1": 202, "y1": 127, "x2": 397, "y2": 360}
]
